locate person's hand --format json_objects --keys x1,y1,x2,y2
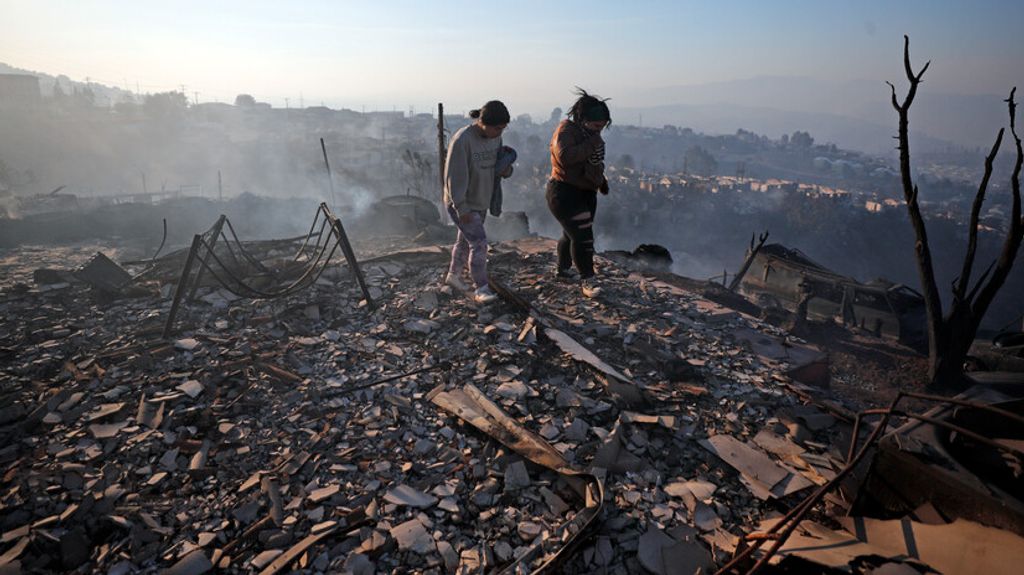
[
  {"x1": 599, "y1": 179, "x2": 610, "y2": 195},
  {"x1": 459, "y1": 212, "x2": 474, "y2": 224},
  {"x1": 500, "y1": 165, "x2": 514, "y2": 178}
]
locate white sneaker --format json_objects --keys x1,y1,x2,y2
[
  {"x1": 474, "y1": 286, "x2": 498, "y2": 304},
  {"x1": 444, "y1": 272, "x2": 469, "y2": 292},
  {"x1": 581, "y1": 279, "x2": 602, "y2": 298}
]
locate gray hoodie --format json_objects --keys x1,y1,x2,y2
[{"x1": 444, "y1": 124, "x2": 501, "y2": 214}]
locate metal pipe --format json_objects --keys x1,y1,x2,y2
[
  {"x1": 725, "y1": 388, "x2": 1022, "y2": 574},
  {"x1": 900, "y1": 391, "x2": 1024, "y2": 427},
  {"x1": 717, "y1": 394, "x2": 902, "y2": 575},
  {"x1": 896, "y1": 410, "x2": 1024, "y2": 459},
  {"x1": 321, "y1": 202, "x2": 375, "y2": 307},
  {"x1": 846, "y1": 409, "x2": 891, "y2": 464}
]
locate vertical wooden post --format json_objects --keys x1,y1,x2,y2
[{"x1": 437, "y1": 103, "x2": 446, "y2": 195}]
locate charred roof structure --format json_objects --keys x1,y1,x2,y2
[{"x1": 737, "y1": 243, "x2": 928, "y2": 351}]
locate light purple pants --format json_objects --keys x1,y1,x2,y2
[{"x1": 447, "y1": 205, "x2": 488, "y2": 289}]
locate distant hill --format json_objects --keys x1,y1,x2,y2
[
  {"x1": 0, "y1": 62, "x2": 136, "y2": 107},
  {"x1": 624, "y1": 76, "x2": 1011, "y2": 154},
  {"x1": 616, "y1": 101, "x2": 953, "y2": 156}
]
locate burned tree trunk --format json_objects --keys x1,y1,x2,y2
[
  {"x1": 890, "y1": 36, "x2": 1023, "y2": 390},
  {"x1": 728, "y1": 230, "x2": 769, "y2": 292}
]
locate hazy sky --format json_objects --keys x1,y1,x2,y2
[{"x1": 2, "y1": 0, "x2": 1021, "y2": 116}]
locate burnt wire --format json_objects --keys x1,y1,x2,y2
[
  {"x1": 193, "y1": 229, "x2": 341, "y2": 299},
  {"x1": 292, "y1": 205, "x2": 329, "y2": 263},
  {"x1": 223, "y1": 217, "x2": 273, "y2": 273},
  {"x1": 217, "y1": 228, "x2": 245, "y2": 270},
  {"x1": 199, "y1": 230, "x2": 334, "y2": 298}
]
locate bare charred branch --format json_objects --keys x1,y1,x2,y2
[
  {"x1": 973, "y1": 88, "x2": 1023, "y2": 320},
  {"x1": 1008, "y1": 86, "x2": 1018, "y2": 127},
  {"x1": 729, "y1": 229, "x2": 770, "y2": 292},
  {"x1": 957, "y1": 128, "x2": 1005, "y2": 301},
  {"x1": 886, "y1": 81, "x2": 899, "y2": 111},
  {"x1": 891, "y1": 36, "x2": 944, "y2": 359},
  {"x1": 967, "y1": 259, "x2": 997, "y2": 304}
]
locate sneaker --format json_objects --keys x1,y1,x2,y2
[
  {"x1": 581, "y1": 278, "x2": 602, "y2": 298},
  {"x1": 474, "y1": 286, "x2": 498, "y2": 304},
  {"x1": 555, "y1": 267, "x2": 579, "y2": 281},
  {"x1": 444, "y1": 271, "x2": 469, "y2": 292}
]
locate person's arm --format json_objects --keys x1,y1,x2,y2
[
  {"x1": 553, "y1": 123, "x2": 602, "y2": 166},
  {"x1": 445, "y1": 134, "x2": 470, "y2": 214}
]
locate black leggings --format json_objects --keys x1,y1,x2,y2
[{"x1": 546, "y1": 180, "x2": 597, "y2": 278}]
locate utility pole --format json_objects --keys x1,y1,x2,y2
[
  {"x1": 193, "y1": 91, "x2": 199, "y2": 105},
  {"x1": 285, "y1": 97, "x2": 290, "y2": 109},
  {"x1": 217, "y1": 170, "x2": 223, "y2": 202},
  {"x1": 437, "y1": 103, "x2": 446, "y2": 194}
]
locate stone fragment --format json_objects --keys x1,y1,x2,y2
[
  {"x1": 539, "y1": 487, "x2": 569, "y2": 516},
  {"x1": 518, "y1": 521, "x2": 542, "y2": 541},
  {"x1": 503, "y1": 460, "x2": 531, "y2": 491},
  {"x1": 493, "y1": 540, "x2": 514, "y2": 562},
  {"x1": 176, "y1": 380, "x2": 204, "y2": 398},
  {"x1": 404, "y1": 319, "x2": 440, "y2": 334},
  {"x1": 309, "y1": 484, "x2": 340, "y2": 503},
  {"x1": 251, "y1": 550, "x2": 283, "y2": 570},
  {"x1": 565, "y1": 417, "x2": 590, "y2": 442},
  {"x1": 383, "y1": 484, "x2": 437, "y2": 508},
  {"x1": 664, "y1": 479, "x2": 717, "y2": 501},
  {"x1": 174, "y1": 338, "x2": 201, "y2": 351},
  {"x1": 342, "y1": 552, "x2": 374, "y2": 575},
  {"x1": 89, "y1": 421, "x2": 126, "y2": 439},
  {"x1": 159, "y1": 448, "x2": 180, "y2": 471},
  {"x1": 495, "y1": 380, "x2": 529, "y2": 400},
  {"x1": 389, "y1": 519, "x2": 435, "y2": 554},
  {"x1": 164, "y1": 550, "x2": 213, "y2": 575},
  {"x1": 638, "y1": 526, "x2": 676, "y2": 575},
  {"x1": 436, "y1": 540, "x2": 460, "y2": 572}
]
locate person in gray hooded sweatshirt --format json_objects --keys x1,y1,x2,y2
[{"x1": 443, "y1": 100, "x2": 512, "y2": 304}]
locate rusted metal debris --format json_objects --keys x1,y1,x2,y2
[{"x1": 162, "y1": 203, "x2": 373, "y2": 337}]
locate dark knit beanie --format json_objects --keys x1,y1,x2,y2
[{"x1": 470, "y1": 100, "x2": 511, "y2": 126}]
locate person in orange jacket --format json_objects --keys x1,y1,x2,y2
[{"x1": 546, "y1": 88, "x2": 611, "y2": 298}]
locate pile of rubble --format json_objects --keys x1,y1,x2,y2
[{"x1": 1, "y1": 228, "x2": 1021, "y2": 574}]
